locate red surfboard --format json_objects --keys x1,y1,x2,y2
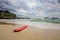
[{"x1": 14, "y1": 25, "x2": 28, "y2": 32}]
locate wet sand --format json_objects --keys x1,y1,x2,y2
[{"x1": 0, "y1": 24, "x2": 60, "y2": 40}]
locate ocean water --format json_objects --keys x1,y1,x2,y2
[{"x1": 0, "y1": 19, "x2": 60, "y2": 30}]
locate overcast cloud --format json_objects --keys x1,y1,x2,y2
[{"x1": 0, "y1": 0, "x2": 60, "y2": 18}]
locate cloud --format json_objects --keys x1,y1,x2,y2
[
  {"x1": 0, "y1": 0, "x2": 60, "y2": 18},
  {"x1": 16, "y1": 8, "x2": 28, "y2": 14},
  {"x1": 57, "y1": 0, "x2": 60, "y2": 3}
]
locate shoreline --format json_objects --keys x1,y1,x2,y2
[
  {"x1": 0, "y1": 22, "x2": 15, "y2": 25},
  {"x1": 0, "y1": 21, "x2": 60, "y2": 30}
]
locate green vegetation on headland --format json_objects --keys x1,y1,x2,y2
[
  {"x1": 0, "y1": 10, "x2": 16, "y2": 19},
  {"x1": 31, "y1": 17, "x2": 60, "y2": 24},
  {"x1": 0, "y1": 10, "x2": 30, "y2": 19}
]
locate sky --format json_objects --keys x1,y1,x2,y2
[{"x1": 0, "y1": 0, "x2": 60, "y2": 18}]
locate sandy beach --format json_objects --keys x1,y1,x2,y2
[{"x1": 0, "y1": 24, "x2": 60, "y2": 40}]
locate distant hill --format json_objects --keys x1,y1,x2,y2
[
  {"x1": 0, "y1": 10, "x2": 17, "y2": 19},
  {"x1": 0, "y1": 10, "x2": 31, "y2": 19}
]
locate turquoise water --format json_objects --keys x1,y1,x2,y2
[{"x1": 0, "y1": 19, "x2": 60, "y2": 30}]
